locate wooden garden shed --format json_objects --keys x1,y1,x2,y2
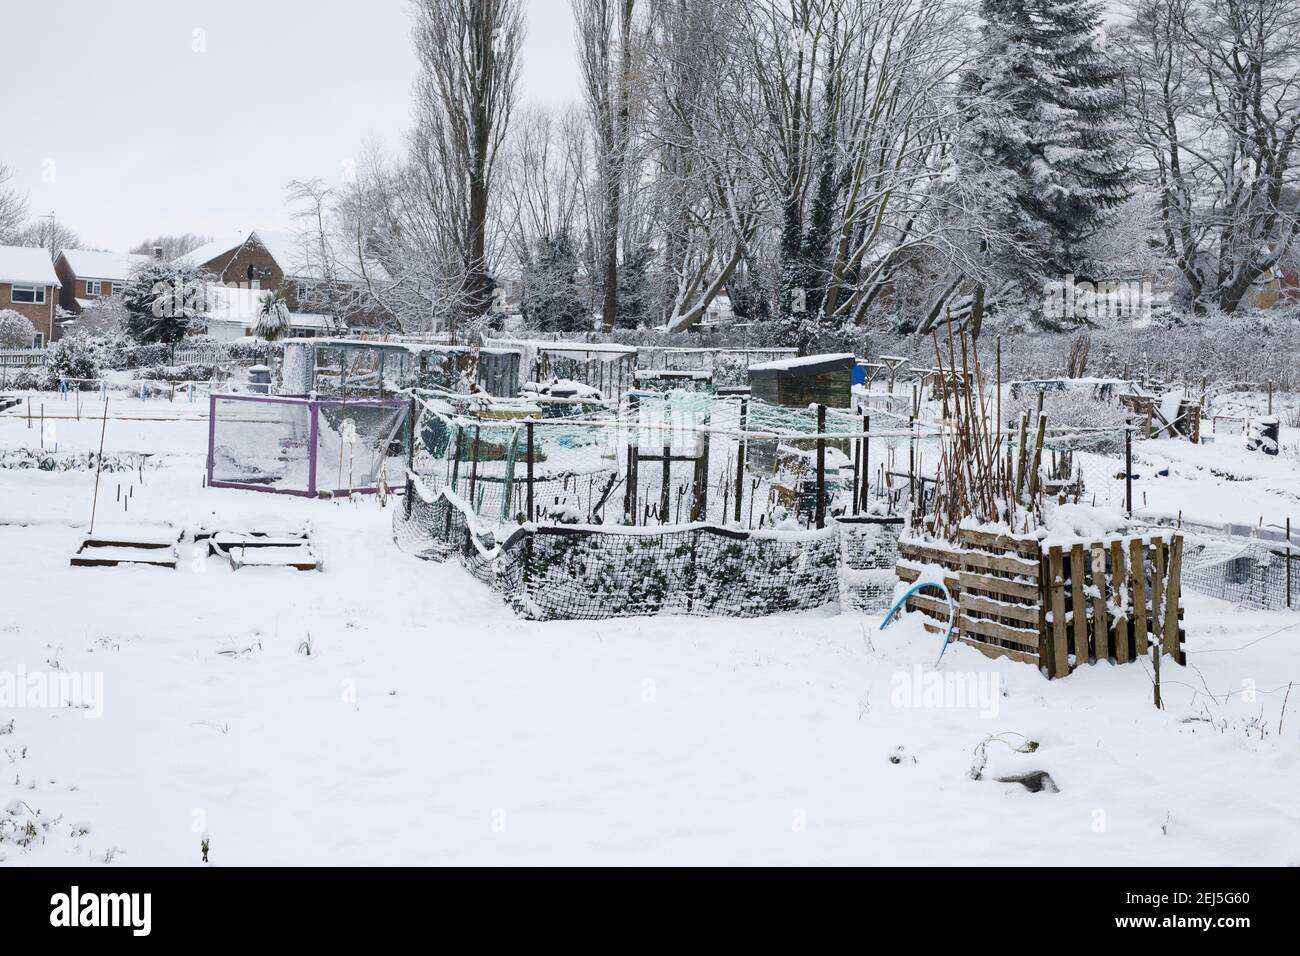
[{"x1": 747, "y1": 353, "x2": 855, "y2": 409}]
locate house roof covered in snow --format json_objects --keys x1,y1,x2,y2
[
  {"x1": 180, "y1": 229, "x2": 389, "y2": 284},
  {"x1": 175, "y1": 233, "x2": 248, "y2": 270},
  {"x1": 58, "y1": 249, "x2": 151, "y2": 281},
  {"x1": 0, "y1": 245, "x2": 60, "y2": 286}
]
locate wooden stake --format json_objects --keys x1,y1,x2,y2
[{"x1": 89, "y1": 399, "x2": 109, "y2": 535}]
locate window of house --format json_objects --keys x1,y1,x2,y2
[
  {"x1": 33, "y1": 333, "x2": 45, "y2": 349},
  {"x1": 11, "y1": 284, "x2": 45, "y2": 305},
  {"x1": 85, "y1": 279, "x2": 103, "y2": 296}
]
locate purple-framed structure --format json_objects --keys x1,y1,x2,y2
[{"x1": 206, "y1": 392, "x2": 409, "y2": 497}]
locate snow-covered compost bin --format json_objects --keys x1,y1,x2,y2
[
  {"x1": 896, "y1": 526, "x2": 1186, "y2": 679},
  {"x1": 394, "y1": 475, "x2": 859, "y2": 620}
]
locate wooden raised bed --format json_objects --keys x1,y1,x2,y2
[{"x1": 896, "y1": 527, "x2": 1186, "y2": 678}]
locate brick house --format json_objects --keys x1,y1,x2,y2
[
  {"x1": 181, "y1": 229, "x2": 390, "y2": 332},
  {"x1": 0, "y1": 245, "x2": 61, "y2": 346},
  {"x1": 54, "y1": 248, "x2": 152, "y2": 315}
]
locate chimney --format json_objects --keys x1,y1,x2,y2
[{"x1": 153, "y1": 245, "x2": 164, "y2": 260}]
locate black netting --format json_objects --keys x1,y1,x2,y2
[{"x1": 395, "y1": 476, "x2": 846, "y2": 620}]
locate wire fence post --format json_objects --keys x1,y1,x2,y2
[
  {"x1": 1125, "y1": 427, "x2": 1133, "y2": 517},
  {"x1": 860, "y1": 414, "x2": 870, "y2": 514},
  {"x1": 691, "y1": 413, "x2": 710, "y2": 522},
  {"x1": 526, "y1": 419, "x2": 535, "y2": 522},
  {"x1": 815, "y1": 403, "x2": 826, "y2": 529},
  {"x1": 1288, "y1": 516, "x2": 1293, "y2": 609},
  {"x1": 852, "y1": 422, "x2": 861, "y2": 517},
  {"x1": 734, "y1": 397, "x2": 747, "y2": 524}
]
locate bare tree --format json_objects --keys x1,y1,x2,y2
[
  {"x1": 0, "y1": 164, "x2": 26, "y2": 245},
  {"x1": 573, "y1": 0, "x2": 642, "y2": 330},
  {"x1": 129, "y1": 234, "x2": 212, "y2": 260},
  {"x1": 14, "y1": 216, "x2": 82, "y2": 260},
  {"x1": 723, "y1": 0, "x2": 970, "y2": 348},
  {"x1": 410, "y1": 0, "x2": 525, "y2": 342},
  {"x1": 1118, "y1": 0, "x2": 1300, "y2": 313},
  {"x1": 646, "y1": 0, "x2": 762, "y2": 331}
]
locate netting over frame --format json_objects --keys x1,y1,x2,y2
[
  {"x1": 209, "y1": 396, "x2": 314, "y2": 493},
  {"x1": 207, "y1": 394, "x2": 409, "y2": 497},
  {"x1": 394, "y1": 475, "x2": 860, "y2": 620}
]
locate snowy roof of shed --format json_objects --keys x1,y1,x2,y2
[
  {"x1": 748, "y1": 352, "x2": 855, "y2": 374},
  {"x1": 0, "y1": 245, "x2": 60, "y2": 286}
]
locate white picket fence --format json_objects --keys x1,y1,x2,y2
[{"x1": 0, "y1": 348, "x2": 47, "y2": 368}]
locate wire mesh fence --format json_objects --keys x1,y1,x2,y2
[
  {"x1": 1180, "y1": 534, "x2": 1299, "y2": 612},
  {"x1": 208, "y1": 393, "x2": 408, "y2": 497},
  {"x1": 395, "y1": 475, "x2": 856, "y2": 620},
  {"x1": 407, "y1": 389, "x2": 928, "y2": 531}
]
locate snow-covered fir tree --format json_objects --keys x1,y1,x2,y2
[{"x1": 958, "y1": 0, "x2": 1131, "y2": 312}]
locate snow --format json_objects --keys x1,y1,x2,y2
[
  {"x1": 749, "y1": 352, "x2": 856, "y2": 372},
  {"x1": 0, "y1": 245, "x2": 60, "y2": 287},
  {"x1": 2, "y1": 394, "x2": 1300, "y2": 865},
  {"x1": 58, "y1": 249, "x2": 151, "y2": 282}
]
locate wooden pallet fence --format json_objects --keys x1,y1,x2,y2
[{"x1": 896, "y1": 530, "x2": 1186, "y2": 678}]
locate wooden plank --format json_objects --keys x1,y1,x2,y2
[
  {"x1": 1164, "y1": 534, "x2": 1184, "y2": 659},
  {"x1": 895, "y1": 564, "x2": 960, "y2": 592},
  {"x1": 905, "y1": 593, "x2": 954, "y2": 621},
  {"x1": 956, "y1": 636, "x2": 1039, "y2": 666},
  {"x1": 1111, "y1": 539, "x2": 1130, "y2": 663},
  {"x1": 1129, "y1": 537, "x2": 1149, "y2": 658},
  {"x1": 898, "y1": 541, "x2": 964, "y2": 568},
  {"x1": 959, "y1": 593, "x2": 1042, "y2": 626},
  {"x1": 960, "y1": 549, "x2": 1041, "y2": 576},
  {"x1": 958, "y1": 570, "x2": 1040, "y2": 602},
  {"x1": 1048, "y1": 546, "x2": 1069, "y2": 677},
  {"x1": 1070, "y1": 544, "x2": 1089, "y2": 665},
  {"x1": 1090, "y1": 545, "x2": 1110, "y2": 661},
  {"x1": 959, "y1": 614, "x2": 1041, "y2": 649},
  {"x1": 956, "y1": 528, "x2": 1042, "y2": 558}
]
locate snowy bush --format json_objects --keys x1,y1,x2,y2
[
  {"x1": 4, "y1": 369, "x2": 41, "y2": 390},
  {"x1": 0, "y1": 309, "x2": 37, "y2": 348},
  {"x1": 1004, "y1": 384, "x2": 1130, "y2": 431},
  {"x1": 132, "y1": 364, "x2": 220, "y2": 383},
  {"x1": 41, "y1": 335, "x2": 103, "y2": 388}
]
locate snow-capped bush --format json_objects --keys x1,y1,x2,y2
[
  {"x1": 0, "y1": 309, "x2": 37, "y2": 348},
  {"x1": 1004, "y1": 385, "x2": 1130, "y2": 431},
  {"x1": 41, "y1": 335, "x2": 103, "y2": 388},
  {"x1": 132, "y1": 363, "x2": 221, "y2": 383}
]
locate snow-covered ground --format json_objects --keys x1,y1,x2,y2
[{"x1": 1, "y1": 392, "x2": 1299, "y2": 866}]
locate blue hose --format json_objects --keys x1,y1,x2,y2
[{"x1": 879, "y1": 581, "x2": 956, "y2": 666}]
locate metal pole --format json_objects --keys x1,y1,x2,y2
[
  {"x1": 861, "y1": 414, "x2": 870, "y2": 513},
  {"x1": 1125, "y1": 427, "x2": 1133, "y2": 517},
  {"x1": 526, "y1": 420, "x2": 535, "y2": 522},
  {"x1": 733, "y1": 398, "x2": 747, "y2": 524},
  {"x1": 467, "y1": 421, "x2": 481, "y2": 511},
  {"x1": 815, "y1": 404, "x2": 826, "y2": 529},
  {"x1": 1288, "y1": 516, "x2": 1293, "y2": 609}
]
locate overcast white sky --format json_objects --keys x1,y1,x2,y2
[{"x1": 0, "y1": 0, "x2": 581, "y2": 253}]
